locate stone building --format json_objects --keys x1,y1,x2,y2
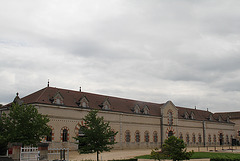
[{"x1": 0, "y1": 86, "x2": 237, "y2": 150}]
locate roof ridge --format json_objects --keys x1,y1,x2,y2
[
  {"x1": 176, "y1": 106, "x2": 211, "y2": 112},
  {"x1": 53, "y1": 87, "x2": 165, "y2": 106},
  {"x1": 215, "y1": 111, "x2": 240, "y2": 114}
]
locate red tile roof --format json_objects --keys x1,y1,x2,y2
[
  {"x1": 2, "y1": 86, "x2": 233, "y2": 123},
  {"x1": 20, "y1": 87, "x2": 163, "y2": 116},
  {"x1": 176, "y1": 106, "x2": 213, "y2": 121},
  {"x1": 214, "y1": 112, "x2": 240, "y2": 120}
]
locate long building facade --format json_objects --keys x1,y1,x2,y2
[{"x1": 0, "y1": 86, "x2": 238, "y2": 150}]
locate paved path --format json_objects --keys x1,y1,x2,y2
[
  {"x1": 69, "y1": 149, "x2": 210, "y2": 161},
  {"x1": 69, "y1": 149, "x2": 152, "y2": 161}
]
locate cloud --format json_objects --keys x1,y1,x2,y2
[{"x1": 0, "y1": 0, "x2": 240, "y2": 112}]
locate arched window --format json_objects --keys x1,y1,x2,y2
[
  {"x1": 78, "y1": 126, "x2": 85, "y2": 137},
  {"x1": 219, "y1": 133, "x2": 224, "y2": 145},
  {"x1": 110, "y1": 135, "x2": 115, "y2": 142},
  {"x1": 125, "y1": 131, "x2": 131, "y2": 143},
  {"x1": 213, "y1": 135, "x2": 216, "y2": 144},
  {"x1": 186, "y1": 134, "x2": 190, "y2": 144},
  {"x1": 192, "y1": 133, "x2": 196, "y2": 144},
  {"x1": 198, "y1": 134, "x2": 202, "y2": 144},
  {"x1": 46, "y1": 130, "x2": 52, "y2": 142},
  {"x1": 169, "y1": 112, "x2": 173, "y2": 125},
  {"x1": 179, "y1": 133, "x2": 183, "y2": 140},
  {"x1": 226, "y1": 135, "x2": 229, "y2": 144},
  {"x1": 208, "y1": 134, "x2": 211, "y2": 144},
  {"x1": 62, "y1": 129, "x2": 68, "y2": 142},
  {"x1": 168, "y1": 131, "x2": 173, "y2": 137},
  {"x1": 153, "y1": 131, "x2": 158, "y2": 143},
  {"x1": 135, "y1": 131, "x2": 140, "y2": 143},
  {"x1": 145, "y1": 131, "x2": 149, "y2": 142}
]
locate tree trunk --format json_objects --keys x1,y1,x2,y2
[{"x1": 97, "y1": 151, "x2": 99, "y2": 161}]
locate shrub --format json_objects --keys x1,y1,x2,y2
[
  {"x1": 108, "y1": 159, "x2": 137, "y2": 161},
  {"x1": 211, "y1": 157, "x2": 240, "y2": 161}
]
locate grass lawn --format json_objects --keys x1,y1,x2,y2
[
  {"x1": 191, "y1": 152, "x2": 240, "y2": 159},
  {"x1": 135, "y1": 152, "x2": 240, "y2": 159}
]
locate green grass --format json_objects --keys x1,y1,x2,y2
[
  {"x1": 135, "y1": 155, "x2": 154, "y2": 159},
  {"x1": 191, "y1": 152, "x2": 240, "y2": 159},
  {"x1": 135, "y1": 152, "x2": 240, "y2": 159}
]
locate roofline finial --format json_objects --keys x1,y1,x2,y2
[
  {"x1": 47, "y1": 79, "x2": 49, "y2": 87},
  {"x1": 80, "y1": 86, "x2": 81, "y2": 92}
]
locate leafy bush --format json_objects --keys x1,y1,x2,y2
[
  {"x1": 161, "y1": 136, "x2": 194, "y2": 161},
  {"x1": 150, "y1": 149, "x2": 168, "y2": 160}
]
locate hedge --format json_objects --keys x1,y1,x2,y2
[
  {"x1": 211, "y1": 157, "x2": 240, "y2": 161},
  {"x1": 108, "y1": 159, "x2": 137, "y2": 161}
]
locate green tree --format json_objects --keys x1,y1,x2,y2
[
  {"x1": 150, "y1": 148, "x2": 166, "y2": 161},
  {"x1": 162, "y1": 136, "x2": 194, "y2": 161},
  {"x1": 74, "y1": 110, "x2": 118, "y2": 161},
  {"x1": 0, "y1": 103, "x2": 51, "y2": 146},
  {"x1": 0, "y1": 119, "x2": 8, "y2": 155}
]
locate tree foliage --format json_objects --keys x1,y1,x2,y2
[
  {"x1": 0, "y1": 103, "x2": 51, "y2": 146},
  {"x1": 74, "y1": 110, "x2": 117, "y2": 161},
  {"x1": 150, "y1": 148, "x2": 166, "y2": 161},
  {"x1": 0, "y1": 120, "x2": 8, "y2": 155},
  {"x1": 162, "y1": 136, "x2": 194, "y2": 161}
]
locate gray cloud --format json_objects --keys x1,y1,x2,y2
[{"x1": 1, "y1": 0, "x2": 240, "y2": 112}]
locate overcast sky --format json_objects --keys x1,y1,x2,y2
[{"x1": 1, "y1": 0, "x2": 240, "y2": 112}]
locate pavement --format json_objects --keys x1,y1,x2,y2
[
  {"x1": 69, "y1": 149, "x2": 211, "y2": 161},
  {"x1": 69, "y1": 149, "x2": 152, "y2": 161}
]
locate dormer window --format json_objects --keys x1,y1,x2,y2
[
  {"x1": 102, "y1": 99, "x2": 111, "y2": 110},
  {"x1": 218, "y1": 116, "x2": 223, "y2": 122},
  {"x1": 103, "y1": 104, "x2": 109, "y2": 110},
  {"x1": 143, "y1": 105, "x2": 149, "y2": 115},
  {"x1": 226, "y1": 116, "x2": 230, "y2": 123},
  {"x1": 56, "y1": 98, "x2": 61, "y2": 104},
  {"x1": 190, "y1": 112, "x2": 195, "y2": 120},
  {"x1": 184, "y1": 112, "x2": 189, "y2": 119},
  {"x1": 82, "y1": 102, "x2": 87, "y2": 108},
  {"x1": 134, "y1": 105, "x2": 140, "y2": 114},
  {"x1": 52, "y1": 92, "x2": 64, "y2": 105},
  {"x1": 76, "y1": 96, "x2": 89, "y2": 108},
  {"x1": 209, "y1": 114, "x2": 213, "y2": 121}
]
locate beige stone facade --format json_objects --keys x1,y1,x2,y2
[{"x1": 0, "y1": 86, "x2": 238, "y2": 150}]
